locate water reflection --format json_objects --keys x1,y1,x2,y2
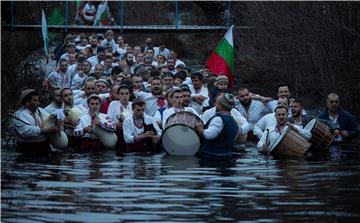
[{"x1": 2, "y1": 143, "x2": 360, "y2": 222}]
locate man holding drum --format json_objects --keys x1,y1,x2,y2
[
  {"x1": 257, "y1": 106, "x2": 311, "y2": 154},
  {"x1": 318, "y1": 93, "x2": 359, "y2": 142},
  {"x1": 73, "y1": 94, "x2": 116, "y2": 150},
  {"x1": 122, "y1": 97, "x2": 162, "y2": 153},
  {"x1": 195, "y1": 94, "x2": 238, "y2": 158},
  {"x1": 162, "y1": 88, "x2": 199, "y2": 129}
]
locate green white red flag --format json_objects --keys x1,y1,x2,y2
[
  {"x1": 206, "y1": 25, "x2": 235, "y2": 88},
  {"x1": 94, "y1": 1, "x2": 109, "y2": 26}
]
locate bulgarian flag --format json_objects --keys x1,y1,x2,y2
[
  {"x1": 206, "y1": 25, "x2": 235, "y2": 88},
  {"x1": 94, "y1": 1, "x2": 109, "y2": 26},
  {"x1": 41, "y1": 9, "x2": 49, "y2": 57}
]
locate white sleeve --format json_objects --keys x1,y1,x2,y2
[
  {"x1": 253, "y1": 116, "x2": 267, "y2": 139},
  {"x1": 256, "y1": 130, "x2": 267, "y2": 150},
  {"x1": 203, "y1": 116, "x2": 223, "y2": 140},
  {"x1": 12, "y1": 116, "x2": 41, "y2": 138},
  {"x1": 122, "y1": 118, "x2": 135, "y2": 144},
  {"x1": 107, "y1": 102, "x2": 117, "y2": 122},
  {"x1": 295, "y1": 125, "x2": 312, "y2": 141},
  {"x1": 73, "y1": 117, "x2": 86, "y2": 136}
]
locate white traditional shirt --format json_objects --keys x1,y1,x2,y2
[
  {"x1": 253, "y1": 113, "x2": 277, "y2": 139},
  {"x1": 153, "y1": 47, "x2": 170, "y2": 59},
  {"x1": 134, "y1": 91, "x2": 167, "y2": 117},
  {"x1": 13, "y1": 107, "x2": 49, "y2": 142},
  {"x1": 87, "y1": 55, "x2": 101, "y2": 68},
  {"x1": 162, "y1": 106, "x2": 199, "y2": 129},
  {"x1": 100, "y1": 39, "x2": 117, "y2": 52},
  {"x1": 188, "y1": 84, "x2": 209, "y2": 115},
  {"x1": 70, "y1": 73, "x2": 87, "y2": 90},
  {"x1": 202, "y1": 107, "x2": 250, "y2": 134},
  {"x1": 47, "y1": 70, "x2": 72, "y2": 88},
  {"x1": 107, "y1": 100, "x2": 132, "y2": 123},
  {"x1": 44, "y1": 102, "x2": 62, "y2": 115},
  {"x1": 73, "y1": 113, "x2": 116, "y2": 138},
  {"x1": 257, "y1": 124, "x2": 312, "y2": 151},
  {"x1": 234, "y1": 99, "x2": 269, "y2": 129},
  {"x1": 122, "y1": 114, "x2": 162, "y2": 144},
  {"x1": 56, "y1": 104, "x2": 88, "y2": 136}
]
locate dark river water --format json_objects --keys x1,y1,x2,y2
[{"x1": 1, "y1": 143, "x2": 360, "y2": 223}]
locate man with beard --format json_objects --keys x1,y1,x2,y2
[
  {"x1": 181, "y1": 85, "x2": 192, "y2": 108},
  {"x1": 288, "y1": 99, "x2": 311, "y2": 128},
  {"x1": 134, "y1": 77, "x2": 166, "y2": 117},
  {"x1": 13, "y1": 89, "x2": 60, "y2": 152},
  {"x1": 56, "y1": 88, "x2": 88, "y2": 147},
  {"x1": 235, "y1": 88, "x2": 269, "y2": 138},
  {"x1": 45, "y1": 88, "x2": 63, "y2": 114},
  {"x1": 47, "y1": 59, "x2": 72, "y2": 89},
  {"x1": 166, "y1": 58, "x2": 176, "y2": 74},
  {"x1": 257, "y1": 106, "x2": 311, "y2": 154},
  {"x1": 318, "y1": 93, "x2": 358, "y2": 142},
  {"x1": 89, "y1": 35, "x2": 99, "y2": 55},
  {"x1": 123, "y1": 52, "x2": 135, "y2": 74},
  {"x1": 74, "y1": 80, "x2": 97, "y2": 108},
  {"x1": 74, "y1": 94, "x2": 116, "y2": 150},
  {"x1": 189, "y1": 72, "x2": 209, "y2": 115},
  {"x1": 87, "y1": 46, "x2": 105, "y2": 68}
]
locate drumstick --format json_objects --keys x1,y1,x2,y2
[
  {"x1": 265, "y1": 128, "x2": 270, "y2": 145},
  {"x1": 8, "y1": 113, "x2": 31, "y2": 125},
  {"x1": 265, "y1": 128, "x2": 270, "y2": 155}
]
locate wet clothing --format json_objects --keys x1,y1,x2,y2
[
  {"x1": 200, "y1": 112, "x2": 238, "y2": 158},
  {"x1": 318, "y1": 109, "x2": 359, "y2": 142}
]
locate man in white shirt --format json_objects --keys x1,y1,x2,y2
[
  {"x1": 122, "y1": 97, "x2": 162, "y2": 153},
  {"x1": 195, "y1": 94, "x2": 239, "y2": 158},
  {"x1": 162, "y1": 88, "x2": 199, "y2": 129},
  {"x1": 253, "y1": 98, "x2": 289, "y2": 139},
  {"x1": 47, "y1": 59, "x2": 72, "y2": 89},
  {"x1": 44, "y1": 88, "x2": 63, "y2": 114},
  {"x1": 189, "y1": 72, "x2": 209, "y2": 115},
  {"x1": 74, "y1": 94, "x2": 116, "y2": 150},
  {"x1": 257, "y1": 106, "x2": 311, "y2": 154},
  {"x1": 154, "y1": 43, "x2": 170, "y2": 59},
  {"x1": 134, "y1": 77, "x2": 167, "y2": 117},
  {"x1": 13, "y1": 89, "x2": 60, "y2": 152}
]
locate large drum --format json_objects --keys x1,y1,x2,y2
[
  {"x1": 270, "y1": 129, "x2": 311, "y2": 157},
  {"x1": 304, "y1": 119, "x2": 335, "y2": 151},
  {"x1": 162, "y1": 111, "x2": 203, "y2": 156}
]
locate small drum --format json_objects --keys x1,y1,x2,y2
[
  {"x1": 270, "y1": 129, "x2": 311, "y2": 157},
  {"x1": 162, "y1": 111, "x2": 203, "y2": 156},
  {"x1": 304, "y1": 119, "x2": 335, "y2": 151}
]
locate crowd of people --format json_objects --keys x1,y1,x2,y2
[{"x1": 11, "y1": 29, "x2": 359, "y2": 158}]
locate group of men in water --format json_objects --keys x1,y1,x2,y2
[{"x1": 12, "y1": 30, "x2": 359, "y2": 158}]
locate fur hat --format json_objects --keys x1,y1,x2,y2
[
  {"x1": 214, "y1": 75, "x2": 229, "y2": 86},
  {"x1": 217, "y1": 93, "x2": 235, "y2": 110}
]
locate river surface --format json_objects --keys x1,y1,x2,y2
[{"x1": 1, "y1": 143, "x2": 360, "y2": 223}]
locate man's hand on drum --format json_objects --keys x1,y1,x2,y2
[
  {"x1": 287, "y1": 123, "x2": 298, "y2": 132},
  {"x1": 195, "y1": 123, "x2": 204, "y2": 135},
  {"x1": 262, "y1": 143, "x2": 270, "y2": 154},
  {"x1": 340, "y1": 130, "x2": 349, "y2": 138},
  {"x1": 143, "y1": 131, "x2": 155, "y2": 138},
  {"x1": 152, "y1": 135, "x2": 160, "y2": 143}
]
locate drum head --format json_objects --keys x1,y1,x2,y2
[
  {"x1": 304, "y1": 118, "x2": 317, "y2": 132},
  {"x1": 162, "y1": 125, "x2": 200, "y2": 156},
  {"x1": 269, "y1": 129, "x2": 288, "y2": 153}
]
